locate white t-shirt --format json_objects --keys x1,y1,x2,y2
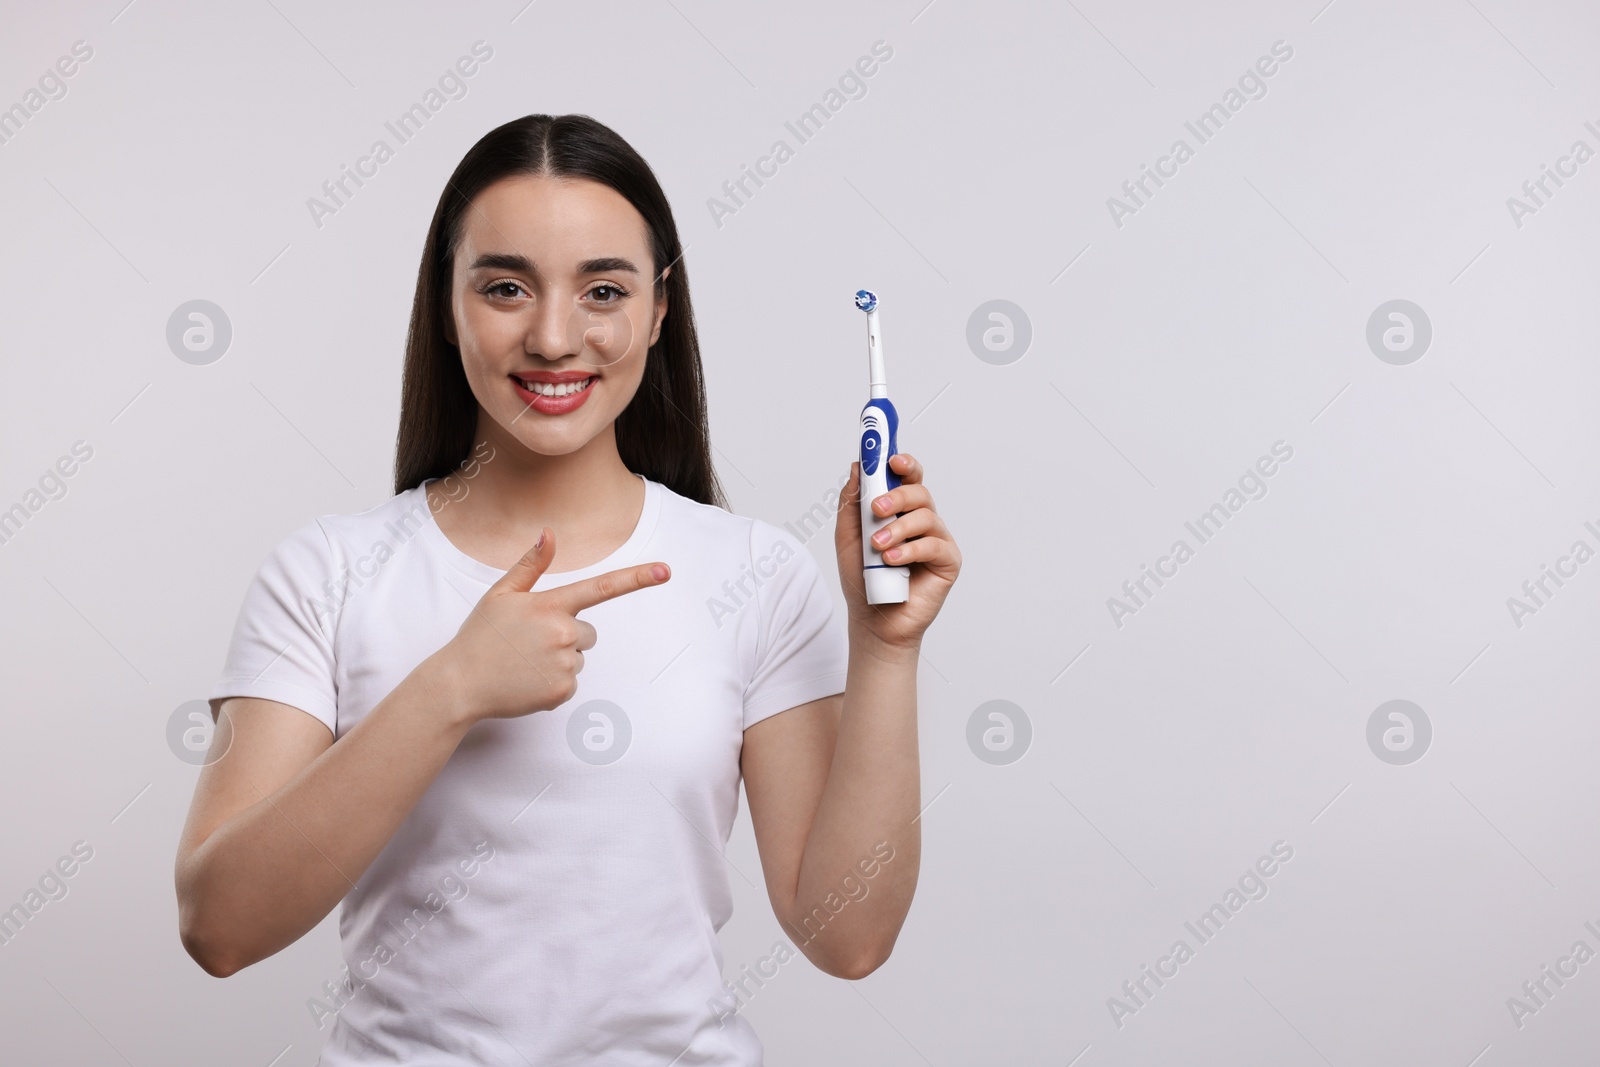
[{"x1": 208, "y1": 473, "x2": 849, "y2": 1065}]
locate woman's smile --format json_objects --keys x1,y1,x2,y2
[{"x1": 510, "y1": 370, "x2": 599, "y2": 414}]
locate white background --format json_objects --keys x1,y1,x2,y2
[{"x1": 2, "y1": 0, "x2": 1598, "y2": 1063}]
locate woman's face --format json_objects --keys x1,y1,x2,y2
[{"x1": 446, "y1": 173, "x2": 667, "y2": 457}]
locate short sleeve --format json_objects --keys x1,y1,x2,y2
[
  {"x1": 207, "y1": 518, "x2": 340, "y2": 736},
  {"x1": 741, "y1": 520, "x2": 849, "y2": 730}
]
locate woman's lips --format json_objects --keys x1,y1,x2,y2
[{"x1": 510, "y1": 373, "x2": 598, "y2": 416}]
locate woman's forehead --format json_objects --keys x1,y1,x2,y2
[{"x1": 460, "y1": 174, "x2": 651, "y2": 265}]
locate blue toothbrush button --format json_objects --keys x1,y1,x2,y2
[{"x1": 861, "y1": 430, "x2": 881, "y2": 474}]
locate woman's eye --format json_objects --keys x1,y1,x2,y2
[
  {"x1": 485, "y1": 281, "x2": 525, "y2": 299},
  {"x1": 589, "y1": 284, "x2": 627, "y2": 304}
]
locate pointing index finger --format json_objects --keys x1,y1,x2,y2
[{"x1": 547, "y1": 561, "x2": 670, "y2": 614}]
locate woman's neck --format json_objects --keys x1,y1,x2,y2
[{"x1": 427, "y1": 417, "x2": 645, "y2": 573}]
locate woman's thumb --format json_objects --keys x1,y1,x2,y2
[{"x1": 496, "y1": 527, "x2": 551, "y2": 594}]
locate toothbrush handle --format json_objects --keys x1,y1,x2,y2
[{"x1": 859, "y1": 397, "x2": 910, "y2": 604}]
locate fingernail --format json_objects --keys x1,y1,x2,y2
[
  {"x1": 872, "y1": 529, "x2": 889, "y2": 546},
  {"x1": 874, "y1": 494, "x2": 893, "y2": 512},
  {"x1": 535, "y1": 530, "x2": 546, "y2": 550},
  {"x1": 650, "y1": 564, "x2": 669, "y2": 581},
  {"x1": 884, "y1": 547, "x2": 901, "y2": 561}
]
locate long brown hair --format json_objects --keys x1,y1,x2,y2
[{"x1": 393, "y1": 113, "x2": 727, "y2": 509}]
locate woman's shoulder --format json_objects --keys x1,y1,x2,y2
[
  {"x1": 652, "y1": 478, "x2": 831, "y2": 561},
  {"x1": 652, "y1": 478, "x2": 767, "y2": 544},
  {"x1": 257, "y1": 485, "x2": 433, "y2": 570}
]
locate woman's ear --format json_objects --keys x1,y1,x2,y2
[{"x1": 649, "y1": 267, "x2": 670, "y2": 347}]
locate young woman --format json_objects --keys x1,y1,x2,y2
[{"x1": 175, "y1": 114, "x2": 960, "y2": 1065}]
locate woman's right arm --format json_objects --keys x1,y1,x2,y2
[
  {"x1": 174, "y1": 649, "x2": 474, "y2": 978},
  {"x1": 175, "y1": 526, "x2": 669, "y2": 977}
]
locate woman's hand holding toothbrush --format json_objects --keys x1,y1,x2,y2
[{"x1": 833, "y1": 451, "x2": 960, "y2": 653}]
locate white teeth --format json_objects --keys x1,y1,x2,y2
[{"x1": 520, "y1": 376, "x2": 594, "y2": 397}]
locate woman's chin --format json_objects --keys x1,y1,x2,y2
[{"x1": 497, "y1": 413, "x2": 606, "y2": 457}]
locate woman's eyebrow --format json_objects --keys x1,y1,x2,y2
[
  {"x1": 577, "y1": 257, "x2": 640, "y2": 275},
  {"x1": 468, "y1": 252, "x2": 537, "y2": 274},
  {"x1": 465, "y1": 253, "x2": 640, "y2": 276}
]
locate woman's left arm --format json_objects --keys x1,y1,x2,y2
[{"x1": 742, "y1": 452, "x2": 960, "y2": 979}]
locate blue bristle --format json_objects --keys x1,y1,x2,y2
[{"x1": 854, "y1": 289, "x2": 878, "y2": 313}]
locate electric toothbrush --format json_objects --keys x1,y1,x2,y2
[{"x1": 855, "y1": 289, "x2": 910, "y2": 605}]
